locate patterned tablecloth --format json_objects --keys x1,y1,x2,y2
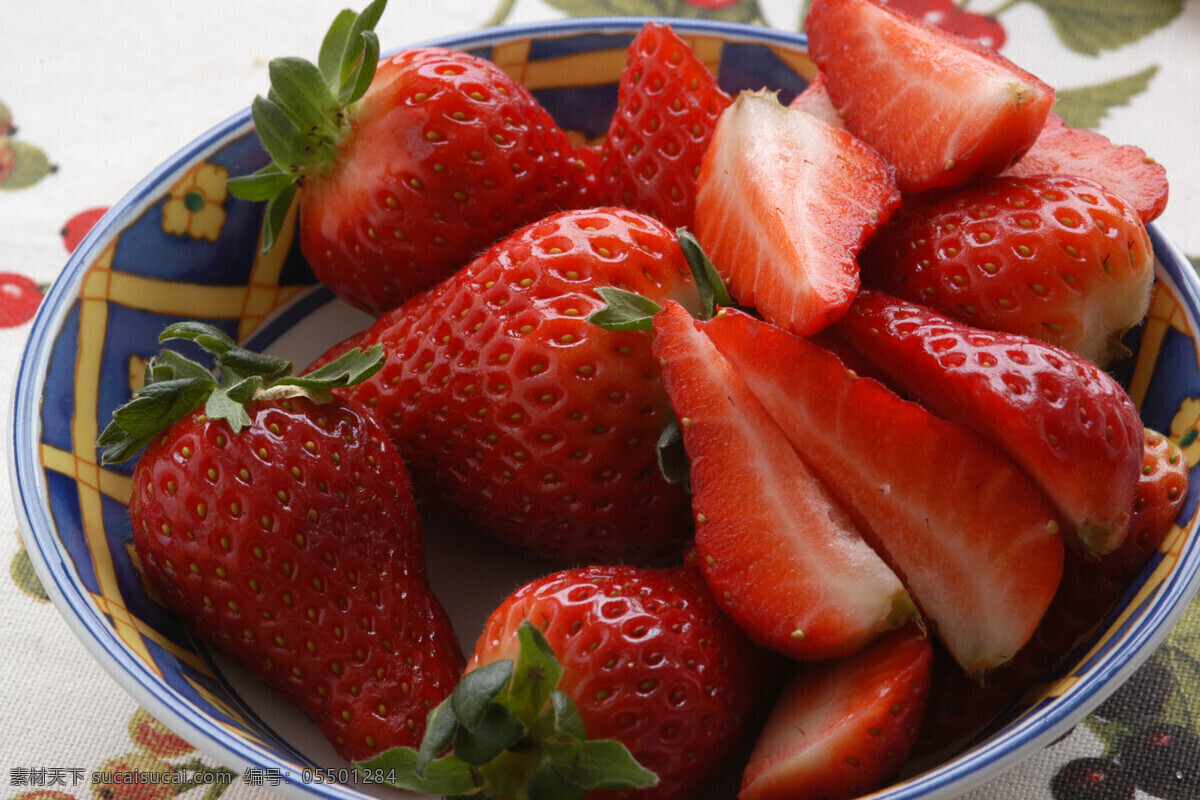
[{"x1": 3, "y1": 1, "x2": 1199, "y2": 798}]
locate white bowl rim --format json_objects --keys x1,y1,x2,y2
[{"x1": 10, "y1": 15, "x2": 1200, "y2": 800}]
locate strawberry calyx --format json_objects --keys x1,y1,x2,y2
[
  {"x1": 358, "y1": 620, "x2": 658, "y2": 800},
  {"x1": 98, "y1": 321, "x2": 383, "y2": 464},
  {"x1": 226, "y1": 0, "x2": 387, "y2": 253}
]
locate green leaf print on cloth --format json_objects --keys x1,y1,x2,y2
[
  {"x1": 1054, "y1": 65, "x2": 1158, "y2": 129},
  {"x1": 1027, "y1": 0, "x2": 1183, "y2": 56}
]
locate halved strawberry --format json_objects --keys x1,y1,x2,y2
[
  {"x1": 836, "y1": 290, "x2": 1144, "y2": 557},
  {"x1": 700, "y1": 307, "x2": 1064, "y2": 676},
  {"x1": 652, "y1": 300, "x2": 916, "y2": 660},
  {"x1": 600, "y1": 22, "x2": 733, "y2": 230},
  {"x1": 786, "y1": 72, "x2": 843, "y2": 128},
  {"x1": 805, "y1": 0, "x2": 1055, "y2": 193},
  {"x1": 740, "y1": 624, "x2": 933, "y2": 800},
  {"x1": 915, "y1": 427, "x2": 1188, "y2": 760},
  {"x1": 859, "y1": 174, "x2": 1155, "y2": 367},
  {"x1": 693, "y1": 90, "x2": 900, "y2": 336},
  {"x1": 1004, "y1": 112, "x2": 1170, "y2": 224}
]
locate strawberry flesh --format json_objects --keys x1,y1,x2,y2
[
  {"x1": 740, "y1": 624, "x2": 933, "y2": 800},
  {"x1": 652, "y1": 301, "x2": 915, "y2": 660},
  {"x1": 700, "y1": 307, "x2": 1064, "y2": 676},
  {"x1": 694, "y1": 90, "x2": 900, "y2": 336},
  {"x1": 806, "y1": 0, "x2": 1055, "y2": 193}
]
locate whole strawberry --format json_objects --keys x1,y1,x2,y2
[
  {"x1": 314, "y1": 206, "x2": 702, "y2": 565},
  {"x1": 228, "y1": 0, "x2": 584, "y2": 316},
  {"x1": 860, "y1": 174, "x2": 1155, "y2": 366},
  {"x1": 99, "y1": 323, "x2": 464, "y2": 763},
  {"x1": 599, "y1": 22, "x2": 732, "y2": 230},
  {"x1": 364, "y1": 562, "x2": 771, "y2": 800}
]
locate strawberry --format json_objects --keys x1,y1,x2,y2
[
  {"x1": 914, "y1": 427, "x2": 1188, "y2": 760},
  {"x1": 786, "y1": 72, "x2": 843, "y2": 128},
  {"x1": 98, "y1": 323, "x2": 464, "y2": 762},
  {"x1": 1004, "y1": 112, "x2": 1170, "y2": 224},
  {"x1": 227, "y1": 0, "x2": 582, "y2": 316},
  {"x1": 859, "y1": 174, "x2": 1156, "y2": 366},
  {"x1": 651, "y1": 299, "x2": 916, "y2": 660},
  {"x1": 698, "y1": 306, "x2": 1064, "y2": 676},
  {"x1": 740, "y1": 624, "x2": 933, "y2": 800},
  {"x1": 693, "y1": 90, "x2": 900, "y2": 336},
  {"x1": 314, "y1": 206, "x2": 701, "y2": 565},
  {"x1": 804, "y1": 0, "x2": 1055, "y2": 194},
  {"x1": 599, "y1": 22, "x2": 732, "y2": 231},
  {"x1": 365, "y1": 563, "x2": 771, "y2": 800},
  {"x1": 836, "y1": 290, "x2": 1144, "y2": 557}
]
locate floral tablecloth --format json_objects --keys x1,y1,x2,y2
[{"x1": 4, "y1": 1, "x2": 1199, "y2": 798}]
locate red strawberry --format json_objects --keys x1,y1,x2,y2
[
  {"x1": 599, "y1": 22, "x2": 732, "y2": 231},
  {"x1": 99, "y1": 324, "x2": 464, "y2": 762},
  {"x1": 1004, "y1": 112, "x2": 1170, "y2": 224},
  {"x1": 836, "y1": 290, "x2": 1144, "y2": 557},
  {"x1": 740, "y1": 624, "x2": 933, "y2": 800},
  {"x1": 786, "y1": 72, "x2": 843, "y2": 128},
  {"x1": 316, "y1": 207, "x2": 701, "y2": 565},
  {"x1": 228, "y1": 1, "x2": 582, "y2": 316},
  {"x1": 367, "y1": 563, "x2": 771, "y2": 800},
  {"x1": 699, "y1": 306, "x2": 1064, "y2": 676},
  {"x1": 651, "y1": 299, "x2": 915, "y2": 660},
  {"x1": 805, "y1": 0, "x2": 1054, "y2": 193},
  {"x1": 860, "y1": 174, "x2": 1155, "y2": 366},
  {"x1": 693, "y1": 90, "x2": 900, "y2": 336},
  {"x1": 915, "y1": 427, "x2": 1188, "y2": 759}
]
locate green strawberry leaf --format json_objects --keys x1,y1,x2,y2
[
  {"x1": 1053, "y1": 66, "x2": 1159, "y2": 129},
  {"x1": 452, "y1": 660, "x2": 515, "y2": 730},
  {"x1": 318, "y1": 9, "x2": 363, "y2": 89},
  {"x1": 343, "y1": 30, "x2": 382, "y2": 106},
  {"x1": 454, "y1": 704, "x2": 527, "y2": 766},
  {"x1": 204, "y1": 378, "x2": 263, "y2": 434},
  {"x1": 278, "y1": 345, "x2": 385, "y2": 390},
  {"x1": 98, "y1": 377, "x2": 216, "y2": 464},
  {"x1": 527, "y1": 760, "x2": 586, "y2": 800},
  {"x1": 355, "y1": 747, "x2": 480, "y2": 795},
  {"x1": 226, "y1": 164, "x2": 294, "y2": 203},
  {"x1": 502, "y1": 621, "x2": 564, "y2": 718},
  {"x1": 678, "y1": 227, "x2": 732, "y2": 319},
  {"x1": 416, "y1": 702, "x2": 459, "y2": 777},
  {"x1": 259, "y1": 183, "x2": 298, "y2": 255},
  {"x1": 267, "y1": 57, "x2": 340, "y2": 134},
  {"x1": 1028, "y1": 0, "x2": 1182, "y2": 56},
  {"x1": 587, "y1": 287, "x2": 662, "y2": 331},
  {"x1": 546, "y1": 739, "x2": 659, "y2": 791}
]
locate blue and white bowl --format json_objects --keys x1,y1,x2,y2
[{"x1": 10, "y1": 17, "x2": 1200, "y2": 800}]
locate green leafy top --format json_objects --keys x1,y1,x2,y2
[
  {"x1": 358, "y1": 621, "x2": 658, "y2": 800},
  {"x1": 98, "y1": 321, "x2": 384, "y2": 465},
  {"x1": 225, "y1": 0, "x2": 387, "y2": 253}
]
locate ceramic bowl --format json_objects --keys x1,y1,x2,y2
[{"x1": 10, "y1": 17, "x2": 1200, "y2": 800}]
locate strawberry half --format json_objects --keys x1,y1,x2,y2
[
  {"x1": 740, "y1": 624, "x2": 933, "y2": 800},
  {"x1": 228, "y1": 1, "x2": 582, "y2": 315},
  {"x1": 700, "y1": 307, "x2": 1064, "y2": 676},
  {"x1": 915, "y1": 427, "x2": 1188, "y2": 759},
  {"x1": 315, "y1": 207, "x2": 701, "y2": 565},
  {"x1": 652, "y1": 300, "x2": 916, "y2": 660},
  {"x1": 1004, "y1": 112, "x2": 1170, "y2": 224},
  {"x1": 836, "y1": 290, "x2": 1144, "y2": 557},
  {"x1": 99, "y1": 324, "x2": 463, "y2": 762},
  {"x1": 366, "y1": 563, "x2": 771, "y2": 800},
  {"x1": 786, "y1": 72, "x2": 843, "y2": 128},
  {"x1": 693, "y1": 90, "x2": 900, "y2": 336},
  {"x1": 600, "y1": 22, "x2": 733, "y2": 231},
  {"x1": 860, "y1": 174, "x2": 1156, "y2": 367},
  {"x1": 805, "y1": 0, "x2": 1055, "y2": 193}
]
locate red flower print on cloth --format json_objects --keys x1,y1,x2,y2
[
  {"x1": 0, "y1": 272, "x2": 44, "y2": 328},
  {"x1": 885, "y1": 0, "x2": 1007, "y2": 50}
]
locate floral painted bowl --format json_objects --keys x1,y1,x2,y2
[{"x1": 10, "y1": 16, "x2": 1200, "y2": 800}]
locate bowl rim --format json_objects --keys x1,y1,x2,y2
[{"x1": 10, "y1": 15, "x2": 1200, "y2": 800}]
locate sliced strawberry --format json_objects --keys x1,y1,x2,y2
[
  {"x1": 805, "y1": 0, "x2": 1055, "y2": 193},
  {"x1": 786, "y1": 72, "x2": 844, "y2": 128},
  {"x1": 652, "y1": 301, "x2": 915, "y2": 660},
  {"x1": 915, "y1": 428, "x2": 1187, "y2": 759},
  {"x1": 1004, "y1": 112, "x2": 1170, "y2": 223},
  {"x1": 600, "y1": 22, "x2": 732, "y2": 230},
  {"x1": 740, "y1": 624, "x2": 933, "y2": 800},
  {"x1": 693, "y1": 90, "x2": 900, "y2": 336},
  {"x1": 836, "y1": 290, "x2": 1144, "y2": 557},
  {"x1": 700, "y1": 307, "x2": 1064, "y2": 676}
]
